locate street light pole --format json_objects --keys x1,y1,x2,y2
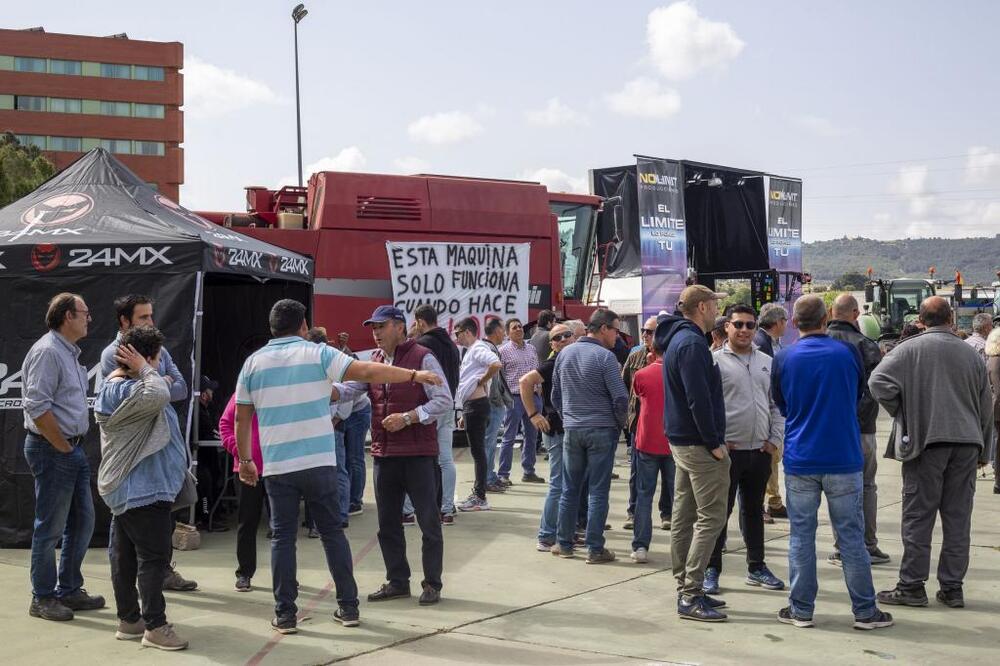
[{"x1": 292, "y1": 4, "x2": 308, "y2": 187}]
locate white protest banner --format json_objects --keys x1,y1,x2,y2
[{"x1": 386, "y1": 241, "x2": 530, "y2": 333}]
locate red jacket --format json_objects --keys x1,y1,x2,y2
[
  {"x1": 633, "y1": 360, "x2": 671, "y2": 455},
  {"x1": 369, "y1": 340, "x2": 438, "y2": 458}
]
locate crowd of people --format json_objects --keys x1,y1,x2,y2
[{"x1": 17, "y1": 284, "x2": 998, "y2": 650}]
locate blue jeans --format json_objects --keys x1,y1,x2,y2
[
  {"x1": 631, "y1": 451, "x2": 675, "y2": 551},
  {"x1": 343, "y1": 405, "x2": 371, "y2": 508},
  {"x1": 537, "y1": 432, "x2": 564, "y2": 544},
  {"x1": 786, "y1": 472, "x2": 876, "y2": 619},
  {"x1": 265, "y1": 465, "x2": 358, "y2": 618},
  {"x1": 24, "y1": 434, "x2": 95, "y2": 600},
  {"x1": 335, "y1": 432, "x2": 349, "y2": 524},
  {"x1": 484, "y1": 404, "x2": 506, "y2": 485},
  {"x1": 556, "y1": 427, "x2": 618, "y2": 553},
  {"x1": 405, "y1": 409, "x2": 456, "y2": 514},
  {"x1": 499, "y1": 394, "x2": 542, "y2": 478}
]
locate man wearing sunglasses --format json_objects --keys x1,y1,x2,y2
[{"x1": 704, "y1": 305, "x2": 786, "y2": 597}]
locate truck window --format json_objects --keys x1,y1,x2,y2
[{"x1": 551, "y1": 202, "x2": 596, "y2": 302}]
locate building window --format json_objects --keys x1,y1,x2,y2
[
  {"x1": 133, "y1": 65, "x2": 165, "y2": 82},
  {"x1": 14, "y1": 57, "x2": 47, "y2": 73},
  {"x1": 100, "y1": 100, "x2": 132, "y2": 116},
  {"x1": 48, "y1": 136, "x2": 83, "y2": 152},
  {"x1": 15, "y1": 134, "x2": 46, "y2": 149},
  {"x1": 14, "y1": 95, "x2": 46, "y2": 111},
  {"x1": 133, "y1": 103, "x2": 165, "y2": 119},
  {"x1": 100, "y1": 63, "x2": 132, "y2": 79},
  {"x1": 49, "y1": 59, "x2": 82, "y2": 75},
  {"x1": 133, "y1": 141, "x2": 165, "y2": 156},
  {"x1": 49, "y1": 98, "x2": 83, "y2": 113},
  {"x1": 100, "y1": 139, "x2": 132, "y2": 154}
]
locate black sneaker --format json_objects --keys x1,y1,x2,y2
[
  {"x1": 936, "y1": 588, "x2": 965, "y2": 608},
  {"x1": 521, "y1": 473, "x2": 546, "y2": 483},
  {"x1": 877, "y1": 586, "x2": 928, "y2": 607},
  {"x1": 853, "y1": 609, "x2": 894, "y2": 630},
  {"x1": 333, "y1": 606, "x2": 360, "y2": 627},
  {"x1": 402, "y1": 514, "x2": 416, "y2": 526},
  {"x1": 703, "y1": 595, "x2": 727, "y2": 609},
  {"x1": 777, "y1": 606, "x2": 814, "y2": 628},
  {"x1": 58, "y1": 588, "x2": 106, "y2": 611},
  {"x1": 271, "y1": 616, "x2": 297, "y2": 634},
  {"x1": 348, "y1": 504, "x2": 364, "y2": 516},
  {"x1": 677, "y1": 595, "x2": 727, "y2": 622},
  {"x1": 307, "y1": 527, "x2": 320, "y2": 539},
  {"x1": 585, "y1": 548, "x2": 616, "y2": 564},
  {"x1": 29, "y1": 597, "x2": 74, "y2": 621},
  {"x1": 418, "y1": 584, "x2": 441, "y2": 606},
  {"x1": 868, "y1": 547, "x2": 891, "y2": 565},
  {"x1": 235, "y1": 575, "x2": 252, "y2": 592},
  {"x1": 367, "y1": 583, "x2": 411, "y2": 602}
]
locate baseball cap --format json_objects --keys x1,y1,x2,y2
[
  {"x1": 364, "y1": 305, "x2": 407, "y2": 326},
  {"x1": 678, "y1": 284, "x2": 727, "y2": 312},
  {"x1": 200, "y1": 375, "x2": 219, "y2": 392}
]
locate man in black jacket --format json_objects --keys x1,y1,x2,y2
[
  {"x1": 655, "y1": 284, "x2": 731, "y2": 623},
  {"x1": 826, "y1": 294, "x2": 891, "y2": 566},
  {"x1": 411, "y1": 305, "x2": 462, "y2": 520}
]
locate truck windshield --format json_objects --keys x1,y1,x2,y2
[
  {"x1": 890, "y1": 285, "x2": 933, "y2": 322},
  {"x1": 550, "y1": 202, "x2": 597, "y2": 302}
]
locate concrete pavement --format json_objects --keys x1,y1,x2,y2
[{"x1": 2, "y1": 420, "x2": 999, "y2": 665}]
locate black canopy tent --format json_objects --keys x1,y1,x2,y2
[{"x1": 0, "y1": 148, "x2": 314, "y2": 547}]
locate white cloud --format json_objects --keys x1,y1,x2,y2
[
  {"x1": 792, "y1": 114, "x2": 848, "y2": 137},
  {"x1": 393, "y1": 156, "x2": 431, "y2": 173},
  {"x1": 964, "y1": 146, "x2": 1000, "y2": 185},
  {"x1": 183, "y1": 56, "x2": 282, "y2": 119},
  {"x1": 880, "y1": 164, "x2": 1000, "y2": 237},
  {"x1": 277, "y1": 146, "x2": 366, "y2": 187},
  {"x1": 606, "y1": 77, "x2": 681, "y2": 119},
  {"x1": 646, "y1": 1, "x2": 745, "y2": 81},
  {"x1": 519, "y1": 168, "x2": 588, "y2": 194},
  {"x1": 525, "y1": 98, "x2": 589, "y2": 127},
  {"x1": 407, "y1": 111, "x2": 484, "y2": 145}
]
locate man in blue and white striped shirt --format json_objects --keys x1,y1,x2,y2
[{"x1": 234, "y1": 299, "x2": 441, "y2": 634}]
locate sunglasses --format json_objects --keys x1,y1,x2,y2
[
  {"x1": 728, "y1": 320, "x2": 757, "y2": 330},
  {"x1": 641, "y1": 328, "x2": 655, "y2": 336},
  {"x1": 550, "y1": 332, "x2": 573, "y2": 342}
]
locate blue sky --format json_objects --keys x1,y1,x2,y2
[{"x1": 6, "y1": 1, "x2": 1000, "y2": 241}]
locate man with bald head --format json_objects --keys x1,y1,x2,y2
[
  {"x1": 826, "y1": 294, "x2": 890, "y2": 566},
  {"x1": 870, "y1": 296, "x2": 993, "y2": 610},
  {"x1": 622, "y1": 316, "x2": 673, "y2": 530}
]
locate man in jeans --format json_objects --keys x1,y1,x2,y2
[
  {"x1": 551, "y1": 309, "x2": 628, "y2": 564},
  {"x1": 454, "y1": 317, "x2": 502, "y2": 512},
  {"x1": 870, "y1": 296, "x2": 992, "y2": 609},
  {"x1": 236, "y1": 300, "x2": 442, "y2": 633},
  {"x1": 518, "y1": 324, "x2": 575, "y2": 550},
  {"x1": 755, "y1": 302, "x2": 789, "y2": 523},
  {"x1": 499, "y1": 318, "x2": 545, "y2": 484},
  {"x1": 826, "y1": 294, "x2": 891, "y2": 567},
  {"x1": 483, "y1": 318, "x2": 512, "y2": 492},
  {"x1": 655, "y1": 284, "x2": 730, "y2": 622},
  {"x1": 628, "y1": 342, "x2": 674, "y2": 564},
  {"x1": 22, "y1": 293, "x2": 105, "y2": 621},
  {"x1": 704, "y1": 305, "x2": 785, "y2": 595},
  {"x1": 771, "y1": 295, "x2": 893, "y2": 630}
]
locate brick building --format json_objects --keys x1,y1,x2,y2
[{"x1": 0, "y1": 27, "x2": 183, "y2": 201}]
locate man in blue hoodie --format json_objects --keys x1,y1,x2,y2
[
  {"x1": 770, "y1": 295, "x2": 893, "y2": 631},
  {"x1": 655, "y1": 284, "x2": 731, "y2": 622}
]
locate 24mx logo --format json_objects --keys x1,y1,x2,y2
[
  {"x1": 226, "y1": 248, "x2": 264, "y2": 269},
  {"x1": 279, "y1": 255, "x2": 310, "y2": 276},
  {"x1": 67, "y1": 246, "x2": 172, "y2": 268}
]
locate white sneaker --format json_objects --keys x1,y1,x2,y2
[{"x1": 631, "y1": 547, "x2": 648, "y2": 563}]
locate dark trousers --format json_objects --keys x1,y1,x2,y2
[
  {"x1": 374, "y1": 455, "x2": 443, "y2": 591},
  {"x1": 109, "y1": 501, "x2": 173, "y2": 631},
  {"x1": 627, "y1": 433, "x2": 672, "y2": 519},
  {"x1": 265, "y1": 466, "x2": 358, "y2": 618},
  {"x1": 898, "y1": 444, "x2": 979, "y2": 592},
  {"x1": 709, "y1": 449, "x2": 772, "y2": 572},
  {"x1": 236, "y1": 480, "x2": 268, "y2": 579},
  {"x1": 463, "y1": 398, "x2": 491, "y2": 500}
]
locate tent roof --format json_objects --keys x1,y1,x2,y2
[{"x1": 0, "y1": 148, "x2": 313, "y2": 282}]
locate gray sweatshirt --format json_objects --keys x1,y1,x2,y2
[
  {"x1": 869, "y1": 326, "x2": 993, "y2": 463},
  {"x1": 714, "y1": 343, "x2": 784, "y2": 450}
]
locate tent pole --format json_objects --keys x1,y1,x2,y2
[{"x1": 187, "y1": 271, "x2": 205, "y2": 525}]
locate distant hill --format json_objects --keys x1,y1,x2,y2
[{"x1": 804, "y1": 237, "x2": 1000, "y2": 285}]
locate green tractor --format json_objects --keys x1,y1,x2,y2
[{"x1": 858, "y1": 278, "x2": 936, "y2": 350}]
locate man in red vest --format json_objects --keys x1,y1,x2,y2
[{"x1": 337, "y1": 306, "x2": 453, "y2": 605}]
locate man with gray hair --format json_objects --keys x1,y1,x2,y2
[
  {"x1": 755, "y1": 302, "x2": 789, "y2": 522},
  {"x1": 870, "y1": 296, "x2": 992, "y2": 610},
  {"x1": 826, "y1": 294, "x2": 890, "y2": 567},
  {"x1": 965, "y1": 312, "x2": 992, "y2": 363},
  {"x1": 771, "y1": 295, "x2": 892, "y2": 630}
]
